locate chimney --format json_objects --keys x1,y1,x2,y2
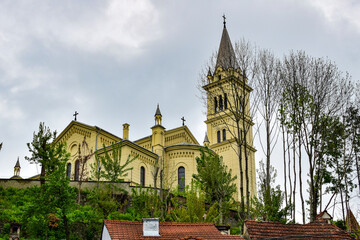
[
  {"x1": 142, "y1": 218, "x2": 160, "y2": 237},
  {"x1": 123, "y1": 123, "x2": 129, "y2": 140}
]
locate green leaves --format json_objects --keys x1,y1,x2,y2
[
  {"x1": 95, "y1": 142, "x2": 137, "y2": 183},
  {"x1": 193, "y1": 147, "x2": 237, "y2": 224}
]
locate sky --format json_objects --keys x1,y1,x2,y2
[{"x1": 1, "y1": 0, "x2": 360, "y2": 220}]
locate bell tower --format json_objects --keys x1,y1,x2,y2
[{"x1": 202, "y1": 18, "x2": 256, "y2": 201}]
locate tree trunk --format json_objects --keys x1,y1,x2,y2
[
  {"x1": 292, "y1": 132, "x2": 296, "y2": 221},
  {"x1": 282, "y1": 124, "x2": 288, "y2": 207},
  {"x1": 298, "y1": 137, "x2": 305, "y2": 224}
]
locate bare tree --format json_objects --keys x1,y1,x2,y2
[
  {"x1": 200, "y1": 36, "x2": 259, "y2": 218},
  {"x1": 75, "y1": 136, "x2": 93, "y2": 203},
  {"x1": 253, "y1": 49, "x2": 281, "y2": 204}
]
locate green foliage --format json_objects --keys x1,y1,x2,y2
[
  {"x1": 95, "y1": 142, "x2": 138, "y2": 183},
  {"x1": 252, "y1": 161, "x2": 291, "y2": 223},
  {"x1": 25, "y1": 122, "x2": 60, "y2": 176},
  {"x1": 193, "y1": 147, "x2": 237, "y2": 224},
  {"x1": 130, "y1": 187, "x2": 162, "y2": 220},
  {"x1": 332, "y1": 220, "x2": 346, "y2": 230}
]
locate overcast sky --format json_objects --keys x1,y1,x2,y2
[{"x1": 1, "y1": 0, "x2": 359, "y2": 220}]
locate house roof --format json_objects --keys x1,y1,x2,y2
[
  {"x1": 103, "y1": 220, "x2": 244, "y2": 240},
  {"x1": 244, "y1": 219, "x2": 354, "y2": 240}
]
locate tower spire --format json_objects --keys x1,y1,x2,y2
[
  {"x1": 215, "y1": 16, "x2": 238, "y2": 70},
  {"x1": 154, "y1": 104, "x2": 162, "y2": 125}
]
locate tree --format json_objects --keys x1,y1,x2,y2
[
  {"x1": 43, "y1": 143, "x2": 76, "y2": 240},
  {"x1": 96, "y1": 141, "x2": 137, "y2": 183},
  {"x1": 26, "y1": 122, "x2": 60, "y2": 187},
  {"x1": 252, "y1": 161, "x2": 291, "y2": 223},
  {"x1": 75, "y1": 136, "x2": 94, "y2": 203},
  {"x1": 199, "y1": 38, "x2": 258, "y2": 218},
  {"x1": 279, "y1": 51, "x2": 353, "y2": 221},
  {"x1": 193, "y1": 147, "x2": 237, "y2": 224},
  {"x1": 253, "y1": 49, "x2": 281, "y2": 211}
]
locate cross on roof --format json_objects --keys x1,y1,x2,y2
[
  {"x1": 73, "y1": 111, "x2": 79, "y2": 121},
  {"x1": 223, "y1": 14, "x2": 226, "y2": 28},
  {"x1": 181, "y1": 117, "x2": 186, "y2": 126}
]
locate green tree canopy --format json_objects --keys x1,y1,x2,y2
[{"x1": 193, "y1": 147, "x2": 237, "y2": 224}]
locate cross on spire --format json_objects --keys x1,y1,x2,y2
[
  {"x1": 73, "y1": 111, "x2": 79, "y2": 121},
  {"x1": 223, "y1": 14, "x2": 226, "y2": 28},
  {"x1": 181, "y1": 117, "x2": 186, "y2": 126}
]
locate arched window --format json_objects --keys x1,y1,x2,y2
[
  {"x1": 74, "y1": 160, "x2": 80, "y2": 181},
  {"x1": 178, "y1": 167, "x2": 185, "y2": 192},
  {"x1": 66, "y1": 163, "x2": 71, "y2": 179},
  {"x1": 219, "y1": 95, "x2": 223, "y2": 111},
  {"x1": 217, "y1": 130, "x2": 221, "y2": 143},
  {"x1": 224, "y1": 93, "x2": 228, "y2": 109},
  {"x1": 214, "y1": 97, "x2": 218, "y2": 113},
  {"x1": 140, "y1": 166, "x2": 145, "y2": 187},
  {"x1": 223, "y1": 129, "x2": 226, "y2": 141}
]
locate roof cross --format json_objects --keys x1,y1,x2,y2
[
  {"x1": 73, "y1": 111, "x2": 79, "y2": 121},
  {"x1": 223, "y1": 14, "x2": 226, "y2": 28},
  {"x1": 181, "y1": 117, "x2": 186, "y2": 126}
]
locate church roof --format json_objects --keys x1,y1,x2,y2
[{"x1": 215, "y1": 24, "x2": 239, "y2": 70}]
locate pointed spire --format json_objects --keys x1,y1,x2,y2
[
  {"x1": 203, "y1": 132, "x2": 210, "y2": 147},
  {"x1": 15, "y1": 157, "x2": 20, "y2": 167},
  {"x1": 215, "y1": 16, "x2": 238, "y2": 70},
  {"x1": 154, "y1": 104, "x2": 163, "y2": 125},
  {"x1": 204, "y1": 132, "x2": 209, "y2": 143},
  {"x1": 207, "y1": 67, "x2": 212, "y2": 76},
  {"x1": 155, "y1": 104, "x2": 162, "y2": 116}
]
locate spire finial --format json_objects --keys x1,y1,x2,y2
[{"x1": 222, "y1": 14, "x2": 226, "y2": 28}]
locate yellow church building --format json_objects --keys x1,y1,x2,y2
[{"x1": 54, "y1": 21, "x2": 256, "y2": 201}]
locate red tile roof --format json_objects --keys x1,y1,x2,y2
[
  {"x1": 103, "y1": 220, "x2": 244, "y2": 240},
  {"x1": 244, "y1": 219, "x2": 354, "y2": 239}
]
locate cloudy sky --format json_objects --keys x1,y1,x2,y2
[{"x1": 0, "y1": 0, "x2": 359, "y2": 219}]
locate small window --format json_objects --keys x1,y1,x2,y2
[
  {"x1": 140, "y1": 166, "x2": 145, "y2": 187},
  {"x1": 224, "y1": 93, "x2": 228, "y2": 109},
  {"x1": 66, "y1": 163, "x2": 71, "y2": 179},
  {"x1": 219, "y1": 95, "x2": 223, "y2": 111},
  {"x1": 74, "y1": 160, "x2": 80, "y2": 181},
  {"x1": 223, "y1": 129, "x2": 226, "y2": 141},
  {"x1": 214, "y1": 97, "x2": 218, "y2": 113},
  {"x1": 178, "y1": 167, "x2": 185, "y2": 192},
  {"x1": 217, "y1": 130, "x2": 221, "y2": 143}
]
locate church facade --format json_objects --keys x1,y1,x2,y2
[{"x1": 54, "y1": 22, "x2": 256, "y2": 201}]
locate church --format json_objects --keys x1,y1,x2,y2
[{"x1": 53, "y1": 21, "x2": 257, "y2": 201}]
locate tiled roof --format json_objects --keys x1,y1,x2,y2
[
  {"x1": 103, "y1": 220, "x2": 244, "y2": 240},
  {"x1": 244, "y1": 219, "x2": 354, "y2": 240}
]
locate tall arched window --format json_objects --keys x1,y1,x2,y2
[
  {"x1": 223, "y1": 129, "x2": 226, "y2": 141},
  {"x1": 140, "y1": 166, "x2": 145, "y2": 187},
  {"x1": 178, "y1": 167, "x2": 185, "y2": 192},
  {"x1": 219, "y1": 95, "x2": 223, "y2": 111},
  {"x1": 224, "y1": 93, "x2": 228, "y2": 109},
  {"x1": 217, "y1": 130, "x2": 221, "y2": 143},
  {"x1": 66, "y1": 163, "x2": 71, "y2": 179},
  {"x1": 214, "y1": 97, "x2": 218, "y2": 113},
  {"x1": 74, "y1": 160, "x2": 80, "y2": 181}
]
